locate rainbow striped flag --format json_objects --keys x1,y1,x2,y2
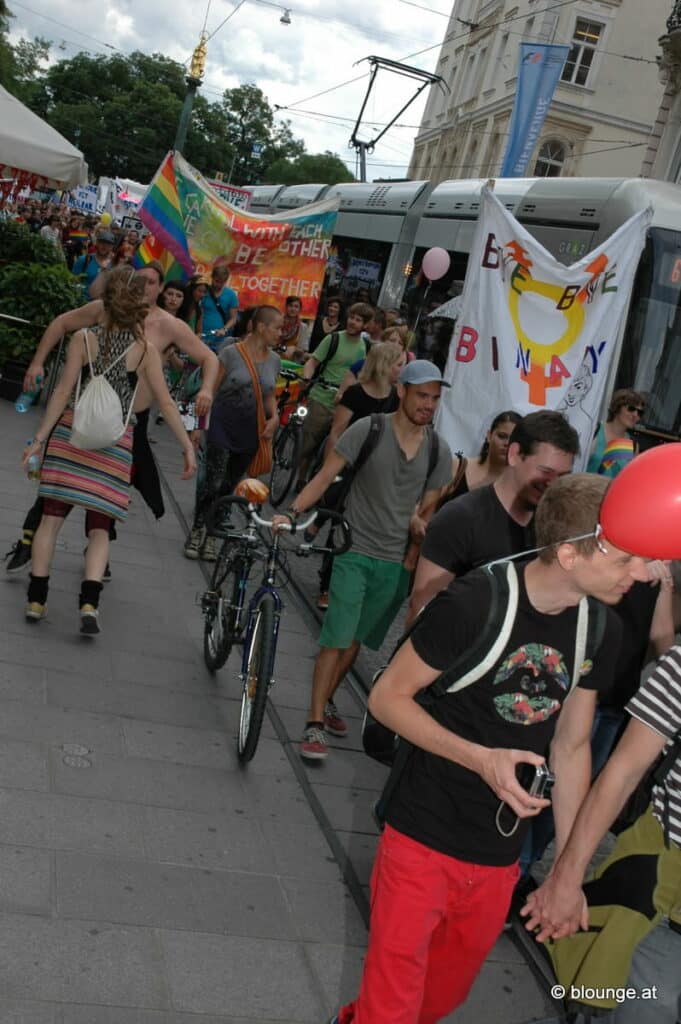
[
  {"x1": 134, "y1": 231, "x2": 186, "y2": 281},
  {"x1": 136, "y1": 151, "x2": 193, "y2": 275}
]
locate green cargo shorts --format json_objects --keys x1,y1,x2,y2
[{"x1": 318, "y1": 550, "x2": 410, "y2": 651}]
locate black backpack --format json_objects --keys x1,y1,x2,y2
[{"x1": 363, "y1": 560, "x2": 608, "y2": 823}]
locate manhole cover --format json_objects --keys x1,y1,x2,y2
[
  {"x1": 62, "y1": 754, "x2": 92, "y2": 769},
  {"x1": 61, "y1": 743, "x2": 90, "y2": 756}
]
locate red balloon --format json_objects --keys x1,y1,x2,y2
[{"x1": 600, "y1": 442, "x2": 681, "y2": 558}]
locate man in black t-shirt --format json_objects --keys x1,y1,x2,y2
[
  {"x1": 408, "y1": 410, "x2": 579, "y2": 625},
  {"x1": 332, "y1": 474, "x2": 649, "y2": 1024}
]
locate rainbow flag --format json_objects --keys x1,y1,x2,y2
[
  {"x1": 134, "y1": 231, "x2": 186, "y2": 282},
  {"x1": 137, "y1": 152, "x2": 193, "y2": 275}
]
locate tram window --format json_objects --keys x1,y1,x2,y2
[
  {"x1": 323, "y1": 235, "x2": 391, "y2": 307},
  {"x1": 618, "y1": 229, "x2": 681, "y2": 435}
]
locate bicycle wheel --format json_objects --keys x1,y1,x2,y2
[
  {"x1": 203, "y1": 551, "x2": 244, "y2": 673},
  {"x1": 269, "y1": 424, "x2": 300, "y2": 507},
  {"x1": 237, "y1": 594, "x2": 276, "y2": 763}
]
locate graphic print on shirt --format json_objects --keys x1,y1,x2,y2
[{"x1": 493, "y1": 643, "x2": 569, "y2": 725}]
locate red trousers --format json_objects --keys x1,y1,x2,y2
[{"x1": 338, "y1": 825, "x2": 519, "y2": 1024}]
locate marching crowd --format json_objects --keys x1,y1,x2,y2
[{"x1": 2, "y1": 216, "x2": 680, "y2": 1024}]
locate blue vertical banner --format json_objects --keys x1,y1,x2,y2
[{"x1": 500, "y1": 43, "x2": 570, "y2": 177}]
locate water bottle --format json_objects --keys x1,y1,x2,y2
[
  {"x1": 15, "y1": 375, "x2": 43, "y2": 413},
  {"x1": 26, "y1": 453, "x2": 41, "y2": 481}
]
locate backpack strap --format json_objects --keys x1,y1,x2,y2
[
  {"x1": 570, "y1": 596, "x2": 607, "y2": 692},
  {"x1": 433, "y1": 561, "x2": 517, "y2": 696},
  {"x1": 334, "y1": 413, "x2": 385, "y2": 509},
  {"x1": 419, "y1": 426, "x2": 440, "y2": 500},
  {"x1": 314, "y1": 331, "x2": 340, "y2": 382}
]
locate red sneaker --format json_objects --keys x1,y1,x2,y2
[
  {"x1": 324, "y1": 701, "x2": 348, "y2": 738},
  {"x1": 300, "y1": 725, "x2": 328, "y2": 761}
]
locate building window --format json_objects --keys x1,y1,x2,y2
[
  {"x1": 561, "y1": 19, "x2": 603, "y2": 87},
  {"x1": 534, "y1": 140, "x2": 566, "y2": 177}
]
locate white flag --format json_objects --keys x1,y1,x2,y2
[{"x1": 435, "y1": 187, "x2": 650, "y2": 469}]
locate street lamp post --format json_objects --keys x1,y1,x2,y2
[{"x1": 174, "y1": 34, "x2": 207, "y2": 154}]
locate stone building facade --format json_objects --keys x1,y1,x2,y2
[{"x1": 409, "y1": 0, "x2": 668, "y2": 182}]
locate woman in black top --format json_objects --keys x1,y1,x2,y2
[
  {"x1": 437, "y1": 409, "x2": 522, "y2": 509},
  {"x1": 309, "y1": 296, "x2": 344, "y2": 353},
  {"x1": 323, "y1": 341, "x2": 405, "y2": 457}
]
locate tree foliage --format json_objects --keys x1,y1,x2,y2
[{"x1": 264, "y1": 151, "x2": 354, "y2": 186}]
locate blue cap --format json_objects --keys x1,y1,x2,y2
[{"x1": 399, "y1": 359, "x2": 450, "y2": 387}]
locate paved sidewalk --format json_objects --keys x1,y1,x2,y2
[{"x1": 0, "y1": 399, "x2": 554, "y2": 1024}]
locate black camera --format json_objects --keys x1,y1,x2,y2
[{"x1": 517, "y1": 762, "x2": 555, "y2": 799}]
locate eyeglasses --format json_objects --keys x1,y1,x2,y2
[{"x1": 626, "y1": 405, "x2": 645, "y2": 415}]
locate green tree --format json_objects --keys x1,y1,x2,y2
[
  {"x1": 263, "y1": 151, "x2": 354, "y2": 186},
  {"x1": 216, "y1": 83, "x2": 304, "y2": 185}
]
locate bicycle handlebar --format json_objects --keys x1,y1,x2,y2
[{"x1": 205, "y1": 496, "x2": 352, "y2": 555}]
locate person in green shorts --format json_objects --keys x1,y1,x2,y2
[
  {"x1": 295, "y1": 302, "x2": 374, "y2": 488},
  {"x1": 276, "y1": 361, "x2": 453, "y2": 761}
]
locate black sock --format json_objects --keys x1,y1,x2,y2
[
  {"x1": 79, "y1": 579, "x2": 103, "y2": 609},
  {"x1": 27, "y1": 574, "x2": 49, "y2": 604},
  {"x1": 305, "y1": 720, "x2": 325, "y2": 730}
]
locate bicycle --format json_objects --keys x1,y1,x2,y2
[
  {"x1": 268, "y1": 371, "x2": 338, "y2": 507},
  {"x1": 200, "y1": 492, "x2": 352, "y2": 763}
]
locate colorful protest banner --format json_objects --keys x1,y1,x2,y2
[
  {"x1": 435, "y1": 187, "x2": 650, "y2": 469},
  {"x1": 138, "y1": 152, "x2": 338, "y2": 317}
]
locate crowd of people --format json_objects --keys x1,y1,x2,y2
[{"x1": 2, "y1": 215, "x2": 679, "y2": 1024}]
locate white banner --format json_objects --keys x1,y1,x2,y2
[
  {"x1": 66, "y1": 184, "x2": 98, "y2": 213},
  {"x1": 436, "y1": 188, "x2": 650, "y2": 469}
]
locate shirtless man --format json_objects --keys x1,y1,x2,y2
[{"x1": 5, "y1": 262, "x2": 218, "y2": 574}]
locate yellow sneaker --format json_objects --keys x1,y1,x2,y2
[
  {"x1": 25, "y1": 601, "x2": 46, "y2": 623},
  {"x1": 79, "y1": 604, "x2": 100, "y2": 636}
]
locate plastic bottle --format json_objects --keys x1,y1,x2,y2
[
  {"x1": 15, "y1": 375, "x2": 43, "y2": 413},
  {"x1": 26, "y1": 453, "x2": 41, "y2": 481}
]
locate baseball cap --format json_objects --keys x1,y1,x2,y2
[
  {"x1": 399, "y1": 359, "x2": 450, "y2": 387},
  {"x1": 98, "y1": 230, "x2": 115, "y2": 243}
]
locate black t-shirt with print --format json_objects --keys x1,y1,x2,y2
[
  {"x1": 386, "y1": 565, "x2": 621, "y2": 866},
  {"x1": 422, "y1": 484, "x2": 535, "y2": 575}
]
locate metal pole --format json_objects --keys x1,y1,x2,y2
[
  {"x1": 358, "y1": 142, "x2": 368, "y2": 183},
  {"x1": 174, "y1": 77, "x2": 200, "y2": 154}
]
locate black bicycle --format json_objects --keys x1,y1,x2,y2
[
  {"x1": 268, "y1": 372, "x2": 337, "y2": 507},
  {"x1": 200, "y1": 495, "x2": 352, "y2": 762}
]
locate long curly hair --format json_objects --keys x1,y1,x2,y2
[{"x1": 100, "y1": 267, "x2": 149, "y2": 356}]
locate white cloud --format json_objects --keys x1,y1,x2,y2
[{"x1": 8, "y1": 0, "x2": 445, "y2": 180}]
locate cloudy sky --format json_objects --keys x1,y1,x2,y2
[{"x1": 8, "y1": 0, "x2": 450, "y2": 181}]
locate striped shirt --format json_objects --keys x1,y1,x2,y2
[{"x1": 626, "y1": 644, "x2": 681, "y2": 848}]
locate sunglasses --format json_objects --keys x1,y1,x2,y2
[{"x1": 626, "y1": 404, "x2": 645, "y2": 415}]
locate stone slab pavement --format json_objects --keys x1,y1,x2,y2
[{"x1": 0, "y1": 397, "x2": 555, "y2": 1024}]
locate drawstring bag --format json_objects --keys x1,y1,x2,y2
[{"x1": 70, "y1": 331, "x2": 139, "y2": 450}]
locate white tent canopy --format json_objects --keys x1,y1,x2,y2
[{"x1": 0, "y1": 84, "x2": 88, "y2": 190}]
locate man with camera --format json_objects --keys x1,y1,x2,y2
[{"x1": 329, "y1": 474, "x2": 649, "y2": 1024}]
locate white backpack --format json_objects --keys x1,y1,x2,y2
[{"x1": 70, "y1": 331, "x2": 139, "y2": 450}]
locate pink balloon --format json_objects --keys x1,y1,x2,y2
[
  {"x1": 422, "y1": 247, "x2": 451, "y2": 281},
  {"x1": 600, "y1": 442, "x2": 681, "y2": 558}
]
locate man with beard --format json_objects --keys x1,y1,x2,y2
[
  {"x1": 328, "y1": 474, "x2": 648, "y2": 1024},
  {"x1": 275, "y1": 361, "x2": 453, "y2": 761},
  {"x1": 407, "y1": 410, "x2": 579, "y2": 625}
]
